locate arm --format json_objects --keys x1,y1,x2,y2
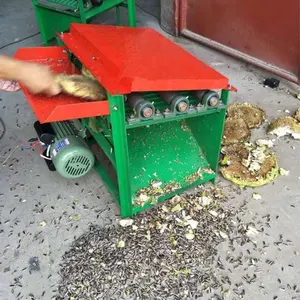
[{"x1": 0, "y1": 55, "x2": 61, "y2": 96}]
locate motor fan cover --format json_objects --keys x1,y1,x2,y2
[{"x1": 51, "y1": 136, "x2": 95, "y2": 179}]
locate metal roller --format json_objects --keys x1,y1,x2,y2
[
  {"x1": 158, "y1": 91, "x2": 189, "y2": 113},
  {"x1": 193, "y1": 90, "x2": 220, "y2": 107},
  {"x1": 127, "y1": 93, "x2": 154, "y2": 119}
]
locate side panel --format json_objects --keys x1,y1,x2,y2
[{"x1": 180, "y1": 0, "x2": 300, "y2": 83}]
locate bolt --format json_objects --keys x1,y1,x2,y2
[
  {"x1": 142, "y1": 107, "x2": 153, "y2": 118},
  {"x1": 92, "y1": 56, "x2": 96, "y2": 60},
  {"x1": 164, "y1": 108, "x2": 170, "y2": 113},
  {"x1": 208, "y1": 97, "x2": 219, "y2": 107},
  {"x1": 177, "y1": 101, "x2": 188, "y2": 112},
  {"x1": 63, "y1": 49, "x2": 67, "y2": 54},
  {"x1": 113, "y1": 106, "x2": 118, "y2": 111}
]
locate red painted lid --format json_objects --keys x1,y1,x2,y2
[{"x1": 59, "y1": 24, "x2": 229, "y2": 95}]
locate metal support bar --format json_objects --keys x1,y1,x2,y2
[{"x1": 108, "y1": 94, "x2": 133, "y2": 218}]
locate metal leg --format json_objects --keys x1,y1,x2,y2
[
  {"x1": 78, "y1": 0, "x2": 87, "y2": 23},
  {"x1": 32, "y1": 0, "x2": 50, "y2": 45},
  {"x1": 126, "y1": 0, "x2": 136, "y2": 27},
  {"x1": 116, "y1": 5, "x2": 121, "y2": 25},
  {"x1": 108, "y1": 94, "x2": 133, "y2": 218}
]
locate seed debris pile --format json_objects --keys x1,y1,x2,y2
[
  {"x1": 223, "y1": 103, "x2": 266, "y2": 145},
  {"x1": 268, "y1": 109, "x2": 300, "y2": 139},
  {"x1": 56, "y1": 187, "x2": 241, "y2": 300},
  {"x1": 220, "y1": 143, "x2": 278, "y2": 187},
  {"x1": 221, "y1": 103, "x2": 279, "y2": 187}
]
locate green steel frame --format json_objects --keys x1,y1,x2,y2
[
  {"x1": 82, "y1": 90, "x2": 230, "y2": 218},
  {"x1": 32, "y1": 0, "x2": 136, "y2": 45}
]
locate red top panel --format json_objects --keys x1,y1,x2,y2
[
  {"x1": 59, "y1": 24, "x2": 229, "y2": 95},
  {"x1": 14, "y1": 47, "x2": 110, "y2": 123}
]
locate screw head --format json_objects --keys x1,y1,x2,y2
[
  {"x1": 142, "y1": 107, "x2": 153, "y2": 118},
  {"x1": 113, "y1": 106, "x2": 118, "y2": 111},
  {"x1": 208, "y1": 96, "x2": 219, "y2": 107},
  {"x1": 177, "y1": 101, "x2": 188, "y2": 112}
]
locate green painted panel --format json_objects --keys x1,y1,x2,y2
[{"x1": 127, "y1": 119, "x2": 213, "y2": 199}]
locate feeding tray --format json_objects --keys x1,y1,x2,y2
[{"x1": 14, "y1": 47, "x2": 110, "y2": 123}]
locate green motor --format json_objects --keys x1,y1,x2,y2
[{"x1": 49, "y1": 121, "x2": 95, "y2": 179}]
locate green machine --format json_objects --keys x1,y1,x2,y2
[
  {"x1": 32, "y1": 0, "x2": 136, "y2": 45},
  {"x1": 15, "y1": 24, "x2": 234, "y2": 218}
]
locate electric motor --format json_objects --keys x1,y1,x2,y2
[
  {"x1": 37, "y1": 120, "x2": 95, "y2": 179},
  {"x1": 50, "y1": 135, "x2": 95, "y2": 179}
]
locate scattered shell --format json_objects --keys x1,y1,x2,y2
[
  {"x1": 151, "y1": 181, "x2": 163, "y2": 188},
  {"x1": 39, "y1": 221, "x2": 46, "y2": 227},
  {"x1": 116, "y1": 240, "x2": 125, "y2": 248},
  {"x1": 219, "y1": 231, "x2": 229, "y2": 239},
  {"x1": 256, "y1": 139, "x2": 274, "y2": 148},
  {"x1": 201, "y1": 196, "x2": 213, "y2": 206},
  {"x1": 279, "y1": 168, "x2": 290, "y2": 176},
  {"x1": 186, "y1": 219, "x2": 199, "y2": 229},
  {"x1": 209, "y1": 210, "x2": 219, "y2": 217},
  {"x1": 252, "y1": 193, "x2": 262, "y2": 200},
  {"x1": 246, "y1": 226, "x2": 259, "y2": 237},
  {"x1": 171, "y1": 204, "x2": 182, "y2": 212},
  {"x1": 185, "y1": 231, "x2": 195, "y2": 240},
  {"x1": 119, "y1": 219, "x2": 134, "y2": 227},
  {"x1": 73, "y1": 214, "x2": 79, "y2": 221}
]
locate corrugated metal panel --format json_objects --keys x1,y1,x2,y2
[{"x1": 179, "y1": 0, "x2": 300, "y2": 83}]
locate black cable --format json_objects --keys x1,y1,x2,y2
[
  {"x1": 0, "y1": 33, "x2": 40, "y2": 50},
  {"x1": 0, "y1": 117, "x2": 6, "y2": 141}
]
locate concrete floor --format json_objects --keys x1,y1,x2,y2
[{"x1": 1, "y1": 1, "x2": 300, "y2": 300}]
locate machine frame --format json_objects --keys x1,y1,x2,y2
[{"x1": 15, "y1": 24, "x2": 234, "y2": 218}]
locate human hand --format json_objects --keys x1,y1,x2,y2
[{"x1": 17, "y1": 62, "x2": 61, "y2": 96}]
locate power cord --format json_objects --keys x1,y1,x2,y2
[{"x1": 0, "y1": 32, "x2": 40, "y2": 50}]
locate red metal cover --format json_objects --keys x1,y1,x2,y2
[
  {"x1": 59, "y1": 24, "x2": 229, "y2": 95},
  {"x1": 14, "y1": 47, "x2": 110, "y2": 123}
]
